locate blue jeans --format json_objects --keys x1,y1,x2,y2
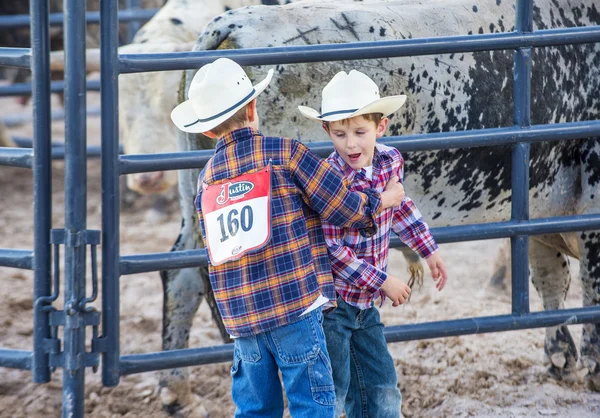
[
  {"x1": 323, "y1": 298, "x2": 402, "y2": 418},
  {"x1": 231, "y1": 308, "x2": 336, "y2": 417}
]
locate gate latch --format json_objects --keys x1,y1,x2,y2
[{"x1": 35, "y1": 229, "x2": 102, "y2": 373}]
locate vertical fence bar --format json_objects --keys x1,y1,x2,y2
[
  {"x1": 101, "y1": 0, "x2": 121, "y2": 387},
  {"x1": 62, "y1": 0, "x2": 88, "y2": 415},
  {"x1": 511, "y1": 0, "x2": 533, "y2": 316},
  {"x1": 30, "y1": 0, "x2": 53, "y2": 383}
]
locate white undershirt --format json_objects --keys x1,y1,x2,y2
[
  {"x1": 363, "y1": 165, "x2": 373, "y2": 180},
  {"x1": 300, "y1": 294, "x2": 332, "y2": 316}
]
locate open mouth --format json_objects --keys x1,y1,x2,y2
[{"x1": 348, "y1": 153, "x2": 361, "y2": 162}]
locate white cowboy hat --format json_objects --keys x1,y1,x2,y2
[
  {"x1": 171, "y1": 58, "x2": 274, "y2": 133},
  {"x1": 298, "y1": 70, "x2": 406, "y2": 122}
]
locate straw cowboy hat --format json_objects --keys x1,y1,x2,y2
[
  {"x1": 171, "y1": 58, "x2": 274, "y2": 133},
  {"x1": 298, "y1": 70, "x2": 407, "y2": 122}
]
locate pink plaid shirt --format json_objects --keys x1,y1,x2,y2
[{"x1": 323, "y1": 143, "x2": 438, "y2": 309}]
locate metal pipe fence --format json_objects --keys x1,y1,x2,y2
[
  {"x1": 98, "y1": 0, "x2": 600, "y2": 391},
  {"x1": 0, "y1": 0, "x2": 598, "y2": 416}
]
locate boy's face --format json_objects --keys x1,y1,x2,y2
[{"x1": 324, "y1": 115, "x2": 388, "y2": 170}]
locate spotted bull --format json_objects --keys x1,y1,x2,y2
[{"x1": 161, "y1": 0, "x2": 600, "y2": 411}]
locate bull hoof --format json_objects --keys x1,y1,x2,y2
[
  {"x1": 160, "y1": 387, "x2": 209, "y2": 417},
  {"x1": 548, "y1": 366, "x2": 581, "y2": 383},
  {"x1": 160, "y1": 387, "x2": 188, "y2": 415},
  {"x1": 160, "y1": 387, "x2": 180, "y2": 407},
  {"x1": 586, "y1": 372, "x2": 600, "y2": 392},
  {"x1": 179, "y1": 396, "x2": 209, "y2": 418},
  {"x1": 583, "y1": 358, "x2": 600, "y2": 392},
  {"x1": 543, "y1": 325, "x2": 579, "y2": 382},
  {"x1": 547, "y1": 363, "x2": 585, "y2": 383},
  {"x1": 545, "y1": 351, "x2": 580, "y2": 382},
  {"x1": 163, "y1": 401, "x2": 184, "y2": 416}
]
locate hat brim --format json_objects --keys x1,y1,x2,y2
[
  {"x1": 298, "y1": 95, "x2": 407, "y2": 122},
  {"x1": 171, "y1": 68, "x2": 274, "y2": 134}
]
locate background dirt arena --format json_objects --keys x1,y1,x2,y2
[{"x1": 1, "y1": 91, "x2": 600, "y2": 417}]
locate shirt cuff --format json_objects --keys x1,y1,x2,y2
[{"x1": 360, "y1": 265, "x2": 387, "y2": 294}]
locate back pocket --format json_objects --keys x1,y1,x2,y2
[
  {"x1": 270, "y1": 312, "x2": 319, "y2": 364},
  {"x1": 235, "y1": 334, "x2": 262, "y2": 363}
]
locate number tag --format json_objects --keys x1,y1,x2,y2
[{"x1": 201, "y1": 165, "x2": 272, "y2": 266}]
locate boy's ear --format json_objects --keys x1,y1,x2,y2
[
  {"x1": 203, "y1": 130, "x2": 218, "y2": 139},
  {"x1": 376, "y1": 117, "x2": 389, "y2": 138},
  {"x1": 247, "y1": 99, "x2": 257, "y2": 122},
  {"x1": 321, "y1": 122, "x2": 330, "y2": 135}
]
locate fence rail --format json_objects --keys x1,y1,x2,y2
[
  {"x1": 0, "y1": 48, "x2": 31, "y2": 68},
  {"x1": 118, "y1": 119, "x2": 600, "y2": 174},
  {"x1": 118, "y1": 213, "x2": 600, "y2": 275},
  {"x1": 118, "y1": 25, "x2": 600, "y2": 73},
  {"x1": 0, "y1": 349, "x2": 32, "y2": 370},
  {"x1": 0, "y1": 80, "x2": 100, "y2": 96},
  {"x1": 118, "y1": 305, "x2": 600, "y2": 375},
  {"x1": 0, "y1": 8, "x2": 158, "y2": 28},
  {"x1": 0, "y1": 248, "x2": 34, "y2": 269}
]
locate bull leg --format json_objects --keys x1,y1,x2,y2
[
  {"x1": 156, "y1": 171, "x2": 206, "y2": 413},
  {"x1": 159, "y1": 265, "x2": 204, "y2": 412},
  {"x1": 489, "y1": 239, "x2": 511, "y2": 291},
  {"x1": 529, "y1": 239, "x2": 579, "y2": 380},
  {"x1": 158, "y1": 219, "x2": 230, "y2": 414},
  {"x1": 578, "y1": 230, "x2": 600, "y2": 391},
  {"x1": 578, "y1": 139, "x2": 600, "y2": 391}
]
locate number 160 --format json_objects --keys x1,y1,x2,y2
[{"x1": 217, "y1": 205, "x2": 254, "y2": 242}]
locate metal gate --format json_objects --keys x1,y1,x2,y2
[{"x1": 1, "y1": 0, "x2": 600, "y2": 416}]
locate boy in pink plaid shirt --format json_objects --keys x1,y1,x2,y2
[{"x1": 299, "y1": 70, "x2": 449, "y2": 418}]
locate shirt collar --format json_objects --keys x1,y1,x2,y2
[
  {"x1": 215, "y1": 127, "x2": 261, "y2": 152},
  {"x1": 333, "y1": 143, "x2": 392, "y2": 181}
]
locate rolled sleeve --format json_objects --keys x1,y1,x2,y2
[{"x1": 392, "y1": 197, "x2": 438, "y2": 258}]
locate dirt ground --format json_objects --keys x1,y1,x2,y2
[{"x1": 1, "y1": 91, "x2": 600, "y2": 418}]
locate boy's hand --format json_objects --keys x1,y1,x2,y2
[
  {"x1": 381, "y1": 175, "x2": 405, "y2": 209},
  {"x1": 426, "y1": 252, "x2": 448, "y2": 291},
  {"x1": 380, "y1": 275, "x2": 411, "y2": 307}
]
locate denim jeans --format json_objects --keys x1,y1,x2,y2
[
  {"x1": 230, "y1": 308, "x2": 336, "y2": 417},
  {"x1": 323, "y1": 298, "x2": 402, "y2": 418}
]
